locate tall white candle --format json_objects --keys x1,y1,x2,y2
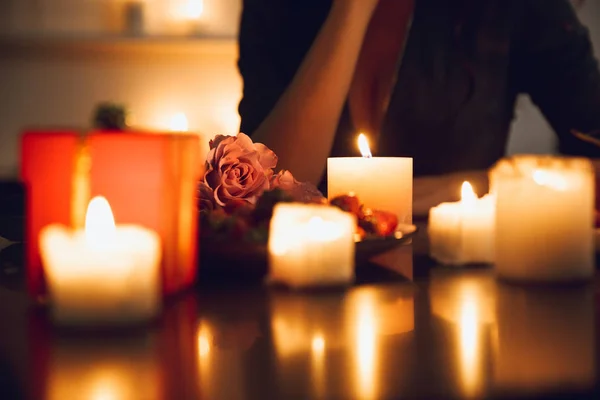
[
  {"x1": 327, "y1": 134, "x2": 413, "y2": 224},
  {"x1": 428, "y1": 182, "x2": 495, "y2": 265},
  {"x1": 490, "y1": 156, "x2": 594, "y2": 283},
  {"x1": 40, "y1": 196, "x2": 162, "y2": 326},
  {"x1": 268, "y1": 203, "x2": 355, "y2": 288}
]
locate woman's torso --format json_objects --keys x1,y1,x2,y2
[{"x1": 335, "y1": 0, "x2": 520, "y2": 177}]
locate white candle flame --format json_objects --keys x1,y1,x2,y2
[
  {"x1": 461, "y1": 181, "x2": 478, "y2": 205},
  {"x1": 85, "y1": 196, "x2": 116, "y2": 248},
  {"x1": 169, "y1": 112, "x2": 189, "y2": 132},
  {"x1": 357, "y1": 134, "x2": 372, "y2": 158}
]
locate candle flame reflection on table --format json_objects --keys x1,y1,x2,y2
[
  {"x1": 430, "y1": 272, "x2": 494, "y2": 398},
  {"x1": 353, "y1": 290, "x2": 378, "y2": 400},
  {"x1": 457, "y1": 291, "x2": 483, "y2": 398},
  {"x1": 311, "y1": 334, "x2": 326, "y2": 398}
]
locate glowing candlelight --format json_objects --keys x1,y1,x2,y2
[
  {"x1": 327, "y1": 133, "x2": 413, "y2": 224},
  {"x1": 428, "y1": 181, "x2": 495, "y2": 265},
  {"x1": 39, "y1": 196, "x2": 162, "y2": 326},
  {"x1": 169, "y1": 112, "x2": 189, "y2": 132}
]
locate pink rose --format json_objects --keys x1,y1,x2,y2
[{"x1": 203, "y1": 133, "x2": 278, "y2": 207}]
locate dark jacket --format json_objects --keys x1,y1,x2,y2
[{"x1": 238, "y1": 0, "x2": 600, "y2": 180}]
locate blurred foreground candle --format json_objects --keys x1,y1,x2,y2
[
  {"x1": 327, "y1": 134, "x2": 413, "y2": 224},
  {"x1": 22, "y1": 130, "x2": 202, "y2": 300},
  {"x1": 428, "y1": 182, "x2": 495, "y2": 265},
  {"x1": 490, "y1": 156, "x2": 594, "y2": 283},
  {"x1": 39, "y1": 196, "x2": 161, "y2": 326},
  {"x1": 268, "y1": 203, "x2": 355, "y2": 288}
]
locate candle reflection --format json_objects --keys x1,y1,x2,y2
[
  {"x1": 197, "y1": 323, "x2": 211, "y2": 359},
  {"x1": 458, "y1": 295, "x2": 482, "y2": 398},
  {"x1": 311, "y1": 334, "x2": 326, "y2": 398},
  {"x1": 352, "y1": 290, "x2": 378, "y2": 400},
  {"x1": 45, "y1": 337, "x2": 161, "y2": 400},
  {"x1": 430, "y1": 271, "x2": 493, "y2": 398},
  {"x1": 196, "y1": 321, "x2": 212, "y2": 398}
]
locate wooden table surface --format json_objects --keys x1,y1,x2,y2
[{"x1": 0, "y1": 182, "x2": 599, "y2": 400}]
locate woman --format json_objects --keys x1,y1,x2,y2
[{"x1": 238, "y1": 0, "x2": 600, "y2": 213}]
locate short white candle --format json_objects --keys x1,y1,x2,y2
[
  {"x1": 268, "y1": 203, "x2": 356, "y2": 288},
  {"x1": 428, "y1": 182, "x2": 495, "y2": 265},
  {"x1": 40, "y1": 196, "x2": 162, "y2": 326},
  {"x1": 490, "y1": 156, "x2": 594, "y2": 283},
  {"x1": 327, "y1": 134, "x2": 413, "y2": 224}
]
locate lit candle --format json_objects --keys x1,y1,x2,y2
[
  {"x1": 490, "y1": 155, "x2": 594, "y2": 283},
  {"x1": 22, "y1": 130, "x2": 201, "y2": 299},
  {"x1": 268, "y1": 203, "x2": 355, "y2": 288},
  {"x1": 169, "y1": 112, "x2": 189, "y2": 132},
  {"x1": 428, "y1": 182, "x2": 495, "y2": 265},
  {"x1": 39, "y1": 196, "x2": 162, "y2": 326},
  {"x1": 327, "y1": 133, "x2": 413, "y2": 224},
  {"x1": 166, "y1": 0, "x2": 205, "y2": 35}
]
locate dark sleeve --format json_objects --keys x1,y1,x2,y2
[
  {"x1": 510, "y1": 0, "x2": 600, "y2": 156},
  {"x1": 237, "y1": 0, "x2": 329, "y2": 136}
]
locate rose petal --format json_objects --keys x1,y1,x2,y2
[{"x1": 253, "y1": 143, "x2": 278, "y2": 170}]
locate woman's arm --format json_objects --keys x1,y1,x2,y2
[{"x1": 238, "y1": 0, "x2": 380, "y2": 184}]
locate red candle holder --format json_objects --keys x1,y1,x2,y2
[{"x1": 21, "y1": 130, "x2": 202, "y2": 300}]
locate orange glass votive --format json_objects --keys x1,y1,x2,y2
[{"x1": 21, "y1": 130, "x2": 202, "y2": 300}]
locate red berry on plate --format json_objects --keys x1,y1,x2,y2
[
  {"x1": 371, "y1": 210, "x2": 398, "y2": 236},
  {"x1": 330, "y1": 194, "x2": 361, "y2": 217}
]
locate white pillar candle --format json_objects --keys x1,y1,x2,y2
[
  {"x1": 40, "y1": 196, "x2": 162, "y2": 326},
  {"x1": 428, "y1": 182, "x2": 495, "y2": 265},
  {"x1": 490, "y1": 155, "x2": 594, "y2": 283},
  {"x1": 327, "y1": 134, "x2": 413, "y2": 224},
  {"x1": 268, "y1": 203, "x2": 356, "y2": 288}
]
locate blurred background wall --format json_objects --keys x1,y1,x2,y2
[
  {"x1": 0, "y1": 0, "x2": 598, "y2": 179},
  {"x1": 0, "y1": 0, "x2": 242, "y2": 178}
]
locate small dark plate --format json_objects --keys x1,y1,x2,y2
[{"x1": 199, "y1": 224, "x2": 417, "y2": 284}]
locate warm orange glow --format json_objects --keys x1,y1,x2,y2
[
  {"x1": 460, "y1": 181, "x2": 477, "y2": 204},
  {"x1": 198, "y1": 335, "x2": 210, "y2": 358},
  {"x1": 312, "y1": 335, "x2": 326, "y2": 354},
  {"x1": 357, "y1": 133, "x2": 372, "y2": 158},
  {"x1": 85, "y1": 196, "x2": 116, "y2": 248},
  {"x1": 169, "y1": 112, "x2": 189, "y2": 132},
  {"x1": 169, "y1": 0, "x2": 204, "y2": 20},
  {"x1": 185, "y1": 0, "x2": 204, "y2": 19}
]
